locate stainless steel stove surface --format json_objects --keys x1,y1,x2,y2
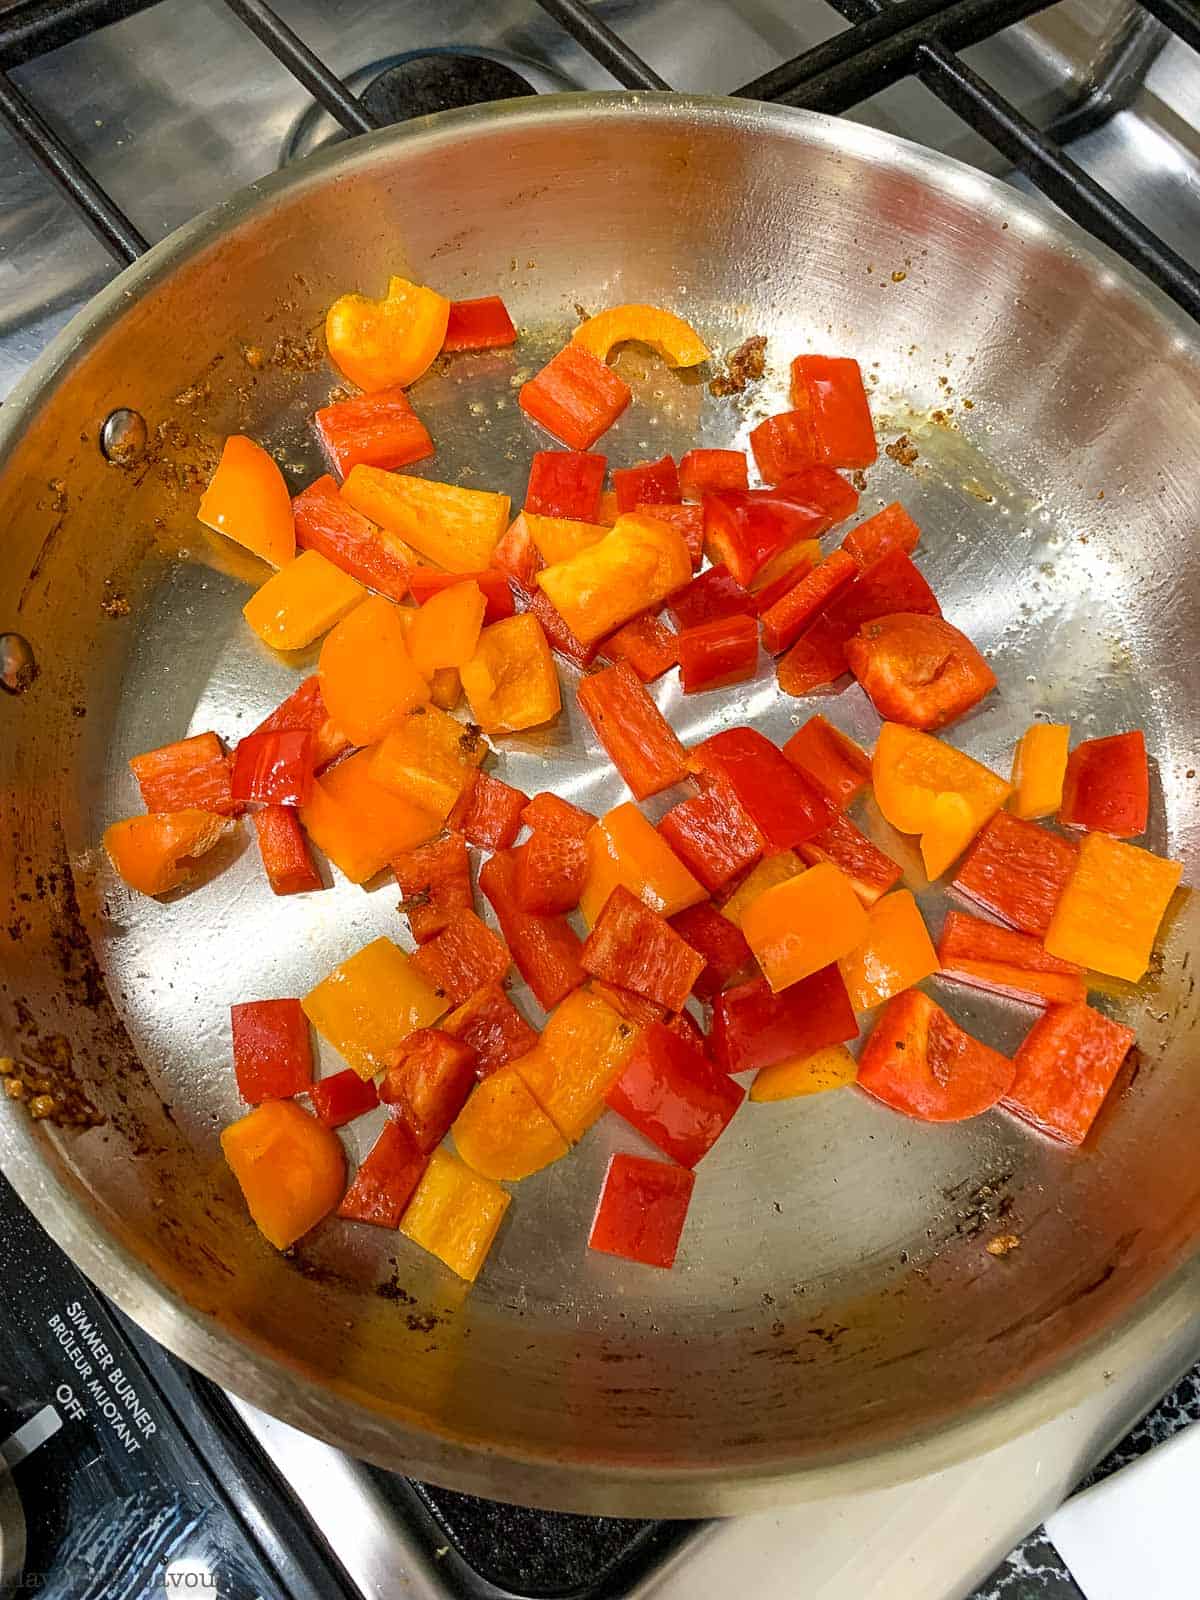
[{"x1": 4, "y1": 3, "x2": 1200, "y2": 1599}]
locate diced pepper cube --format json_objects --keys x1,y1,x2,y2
[
  {"x1": 302, "y1": 936, "x2": 448, "y2": 1079},
  {"x1": 598, "y1": 612, "x2": 679, "y2": 682},
  {"x1": 936, "y1": 908, "x2": 1086, "y2": 1008},
  {"x1": 637, "y1": 502, "x2": 705, "y2": 568},
  {"x1": 314, "y1": 386, "x2": 434, "y2": 478},
  {"x1": 750, "y1": 1044, "x2": 858, "y2": 1102},
  {"x1": 838, "y1": 889, "x2": 939, "y2": 1012},
  {"x1": 394, "y1": 832, "x2": 474, "y2": 943},
  {"x1": 409, "y1": 909, "x2": 511, "y2": 1006},
  {"x1": 742, "y1": 862, "x2": 870, "y2": 993},
  {"x1": 782, "y1": 716, "x2": 871, "y2": 810},
  {"x1": 678, "y1": 448, "x2": 749, "y2": 498},
  {"x1": 338, "y1": 1120, "x2": 428, "y2": 1228},
  {"x1": 614, "y1": 454, "x2": 681, "y2": 512},
  {"x1": 442, "y1": 983, "x2": 539, "y2": 1077},
  {"x1": 301, "y1": 748, "x2": 440, "y2": 884},
  {"x1": 759, "y1": 550, "x2": 857, "y2": 656},
  {"x1": 231, "y1": 729, "x2": 313, "y2": 808},
  {"x1": 198, "y1": 434, "x2": 294, "y2": 568},
  {"x1": 380, "y1": 1027, "x2": 478, "y2": 1151},
  {"x1": 253, "y1": 805, "x2": 323, "y2": 896},
  {"x1": 408, "y1": 567, "x2": 514, "y2": 623},
  {"x1": 1002, "y1": 1002, "x2": 1136, "y2": 1145},
  {"x1": 1059, "y1": 730, "x2": 1149, "y2": 838},
  {"x1": 580, "y1": 802, "x2": 706, "y2": 925},
  {"x1": 318, "y1": 593, "x2": 430, "y2": 747},
  {"x1": 251, "y1": 674, "x2": 350, "y2": 771},
  {"x1": 231, "y1": 998, "x2": 313, "y2": 1103},
  {"x1": 749, "y1": 408, "x2": 818, "y2": 483},
  {"x1": 308, "y1": 1068, "x2": 378, "y2": 1128},
  {"x1": 452, "y1": 1068, "x2": 570, "y2": 1181},
  {"x1": 588, "y1": 1154, "x2": 694, "y2": 1269},
  {"x1": 677, "y1": 614, "x2": 759, "y2": 694},
  {"x1": 874, "y1": 722, "x2": 1012, "y2": 881},
  {"x1": 1010, "y1": 722, "x2": 1070, "y2": 821},
  {"x1": 221, "y1": 1100, "x2": 345, "y2": 1250},
  {"x1": 581, "y1": 884, "x2": 705, "y2": 1012},
  {"x1": 668, "y1": 903, "x2": 754, "y2": 1001},
  {"x1": 516, "y1": 827, "x2": 588, "y2": 915},
  {"x1": 369, "y1": 705, "x2": 487, "y2": 819},
  {"x1": 517, "y1": 511, "x2": 608, "y2": 567},
  {"x1": 524, "y1": 450, "x2": 606, "y2": 521},
  {"x1": 713, "y1": 967, "x2": 858, "y2": 1075},
  {"x1": 406, "y1": 580, "x2": 488, "y2": 678},
  {"x1": 537, "y1": 513, "x2": 692, "y2": 646},
  {"x1": 519, "y1": 343, "x2": 631, "y2": 450},
  {"x1": 690, "y1": 727, "x2": 834, "y2": 852},
  {"x1": 719, "y1": 849, "x2": 805, "y2": 929},
  {"x1": 130, "y1": 731, "x2": 241, "y2": 817},
  {"x1": 607, "y1": 1021, "x2": 744, "y2": 1168},
  {"x1": 796, "y1": 812, "x2": 903, "y2": 907},
  {"x1": 576, "y1": 662, "x2": 689, "y2": 799},
  {"x1": 460, "y1": 612, "x2": 562, "y2": 735},
  {"x1": 103, "y1": 810, "x2": 234, "y2": 898},
  {"x1": 1044, "y1": 832, "x2": 1183, "y2": 982},
  {"x1": 514, "y1": 988, "x2": 638, "y2": 1142},
  {"x1": 478, "y1": 848, "x2": 586, "y2": 1010},
  {"x1": 658, "y1": 778, "x2": 763, "y2": 893},
  {"x1": 449, "y1": 770, "x2": 529, "y2": 849},
  {"x1": 950, "y1": 810, "x2": 1077, "y2": 937},
  {"x1": 790, "y1": 354, "x2": 877, "y2": 468},
  {"x1": 243, "y1": 549, "x2": 367, "y2": 651},
  {"x1": 667, "y1": 563, "x2": 756, "y2": 631},
  {"x1": 847, "y1": 614, "x2": 996, "y2": 731},
  {"x1": 293, "y1": 475, "x2": 417, "y2": 603},
  {"x1": 703, "y1": 488, "x2": 826, "y2": 590},
  {"x1": 856, "y1": 990, "x2": 1014, "y2": 1122},
  {"x1": 841, "y1": 502, "x2": 920, "y2": 568},
  {"x1": 442, "y1": 294, "x2": 517, "y2": 351},
  {"x1": 341, "y1": 466, "x2": 510, "y2": 573},
  {"x1": 399, "y1": 1147, "x2": 510, "y2": 1282}
]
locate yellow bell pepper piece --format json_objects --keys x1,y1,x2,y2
[
  {"x1": 580, "y1": 802, "x2": 706, "y2": 926},
  {"x1": 399, "y1": 1147, "x2": 510, "y2": 1282},
  {"x1": 325, "y1": 274, "x2": 450, "y2": 391},
  {"x1": 341, "y1": 465, "x2": 510, "y2": 572},
  {"x1": 572, "y1": 303, "x2": 710, "y2": 368},
  {"x1": 516, "y1": 511, "x2": 608, "y2": 567},
  {"x1": 514, "y1": 988, "x2": 638, "y2": 1141},
  {"x1": 1010, "y1": 722, "x2": 1070, "y2": 820},
  {"x1": 750, "y1": 1044, "x2": 858, "y2": 1102},
  {"x1": 872, "y1": 722, "x2": 1011, "y2": 880},
  {"x1": 242, "y1": 549, "x2": 366, "y2": 651},
  {"x1": 838, "y1": 889, "x2": 939, "y2": 1012},
  {"x1": 368, "y1": 704, "x2": 487, "y2": 818},
  {"x1": 1045, "y1": 832, "x2": 1184, "y2": 982},
  {"x1": 719, "y1": 850, "x2": 805, "y2": 928},
  {"x1": 452, "y1": 1068, "x2": 570, "y2": 1181},
  {"x1": 536, "y1": 512, "x2": 692, "y2": 646},
  {"x1": 302, "y1": 935, "x2": 448, "y2": 1079},
  {"x1": 460, "y1": 612, "x2": 561, "y2": 735}
]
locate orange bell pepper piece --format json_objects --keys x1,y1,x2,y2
[
  {"x1": 318, "y1": 593, "x2": 430, "y2": 747},
  {"x1": 399, "y1": 1147, "x2": 510, "y2": 1282},
  {"x1": 242, "y1": 549, "x2": 366, "y2": 651},
  {"x1": 197, "y1": 434, "x2": 295, "y2": 568},
  {"x1": 452, "y1": 1068, "x2": 570, "y2": 1181},
  {"x1": 220, "y1": 1099, "x2": 345, "y2": 1250},
  {"x1": 742, "y1": 861, "x2": 870, "y2": 993},
  {"x1": 300, "y1": 747, "x2": 440, "y2": 883},
  {"x1": 341, "y1": 465, "x2": 510, "y2": 572},
  {"x1": 580, "y1": 802, "x2": 706, "y2": 926},
  {"x1": 719, "y1": 849, "x2": 804, "y2": 928},
  {"x1": 325, "y1": 274, "x2": 450, "y2": 391},
  {"x1": 460, "y1": 612, "x2": 561, "y2": 735},
  {"x1": 535, "y1": 513, "x2": 692, "y2": 646},
  {"x1": 104, "y1": 810, "x2": 233, "y2": 897},
  {"x1": 1044, "y1": 832, "x2": 1183, "y2": 982},
  {"x1": 1010, "y1": 722, "x2": 1070, "y2": 820},
  {"x1": 516, "y1": 510, "x2": 608, "y2": 566},
  {"x1": 571, "y1": 303, "x2": 710, "y2": 368},
  {"x1": 429, "y1": 666, "x2": 462, "y2": 710},
  {"x1": 368, "y1": 705, "x2": 487, "y2": 818},
  {"x1": 837, "y1": 888, "x2": 939, "y2": 1012},
  {"x1": 514, "y1": 988, "x2": 638, "y2": 1141},
  {"x1": 749, "y1": 1043, "x2": 858, "y2": 1102},
  {"x1": 406, "y1": 580, "x2": 487, "y2": 677},
  {"x1": 872, "y1": 722, "x2": 1012, "y2": 879},
  {"x1": 302, "y1": 935, "x2": 448, "y2": 1079}
]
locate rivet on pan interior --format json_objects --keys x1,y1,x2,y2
[
  {"x1": 99, "y1": 408, "x2": 148, "y2": 465},
  {"x1": 0, "y1": 633, "x2": 37, "y2": 695}
]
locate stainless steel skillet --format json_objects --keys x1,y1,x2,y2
[{"x1": 1, "y1": 92, "x2": 1198, "y2": 1517}]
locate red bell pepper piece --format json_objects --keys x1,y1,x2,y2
[
  {"x1": 293, "y1": 475, "x2": 412, "y2": 603},
  {"x1": 776, "y1": 615, "x2": 852, "y2": 696},
  {"x1": 337, "y1": 1119, "x2": 427, "y2": 1227},
  {"x1": 703, "y1": 489, "x2": 827, "y2": 588},
  {"x1": 449, "y1": 770, "x2": 530, "y2": 850},
  {"x1": 752, "y1": 552, "x2": 821, "y2": 615},
  {"x1": 936, "y1": 909, "x2": 1087, "y2": 1008},
  {"x1": 442, "y1": 982, "x2": 540, "y2": 1078},
  {"x1": 796, "y1": 812, "x2": 903, "y2": 906},
  {"x1": 408, "y1": 567, "x2": 515, "y2": 623},
  {"x1": 520, "y1": 791, "x2": 596, "y2": 842},
  {"x1": 515, "y1": 827, "x2": 588, "y2": 915},
  {"x1": 712, "y1": 966, "x2": 858, "y2": 1075},
  {"x1": 678, "y1": 448, "x2": 748, "y2": 498},
  {"x1": 614, "y1": 454, "x2": 681, "y2": 513},
  {"x1": 599, "y1": 611, "x2": 678, "y2": 682},
  {"x1": 749, "y1": 409, "x2": 818, "y2": 483},
  {"x1": 1059, "y1": 730, "x2": 1148, "y2": 838},
  {"x1": 581, "y1": 884, "x2": 705, "y2": 1012},
  {"x1": 782, "y1": 715, "x2": 871, "y2": 809},
  {"x1": 393, "y1": 832, "x2": 473, "y2": 943},
  {"x1": 231, "y1": 728, "x2": 313, "y2": 806},
  {"x1": 588, "y1": 981, "x2": 710, "y2": 1057},
  {"x1": 576, "y1": 662, "x2": 689, "y2": 800},
  {"x1": 608, "y1": 1021, "x2": 744, "y2": 1168},
  {"x1": 521, "y1": 585, "x2": 598, "y2": 668},
  {"x1": 410, "y1": 909, "x2": 511, "y2": 1006},
  {"x1": 951, "y1": 811, "x2": 1078, "y2": 937},
  {"x1": 379, "y1": 1027, "x2": 478, "y2": 1151},
  {"x1": 252, "y1": 805, "x2": 323, "y2": 895},
  {"x1": 441, "y1": 294, "x2": 517, "y2": 351},
  {"x1": 524, "y1": 450, "x2": 606, "y2": 521},
  {"x1": 313, "y1": 387, "x2": 434, "y2": 478},
  {"x1": 519, "y1": 343, "x2": 631, "y2": 450},
  {"x1": 658, "y1": 776, "x2": 763, "y2": 892},
  {"x1": 251, "y1": 674, "x2": 350, "y2": 771},
  {"x1": 790, "y1": 355, "x2": 877, "y2": 468},
  {"x1": 589, "y1": 1152, "x2": 695, "y2": 1269},
  {"x1": 1002, "y1": 1001, "x2": 1135, "y2": 1145},
  {"x1": 856, "y1": 990, "x2": 1013, "y2": 1122},
  {"x1": 130, "y1": 731, "x2": 241, "y2": 817},
  {"x1": 759, "y1": 549, "x2": 859, "y2": 655},
  {"x1": 668, "y1": 902, "x2": 754, "y2": 1000},
  {"x1": 689, "y1": 726, "x2": 835, "y2": 850},
  {"x1": 677, "y1": 614, "x2": 758, "y2": 693},
  {"x1": 492, "y1": 515, "x2": 543, "y2": 591},
  {"x1": 478, "y1": 848, "x2": 586, "y2": 1010},
  {"x1": 842, "y1": 501, "x2": 920, "y2": 568},
  {"x1": 231, "y1": 998, "x2": 312, "y2": 1103},
  {"x1": 847, "y1": 613, "x2": 996, "y2": 731},
  {"x1": 308, "y1": 1067, "x2": 378, "y2": 1128},
  {"x1": 774, "y1": 465, "x2": 860, "y2": 526},
  {"x1": 638, "y1": 502, "x2": 704, "y2": 568},
  {"x1": 667, "y1": 563, "x2": 756, "y2": 631}
]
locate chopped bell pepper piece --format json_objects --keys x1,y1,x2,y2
[
  {"x1": 521, "y1": 791, "x2": 596, "y2": 841},
  {"x1": 873, "y1": 722, "x2": 1012, "y2": 880},
  {"x1": 301, "y1": 748, "x2": 440, "y2": 884},
  {"x1": 637, "y1": 502, "x2": 705, "y2": 568},
  {"x1": 405, "y1": 580, "x2": 487, "y2": 679},
  {"x1": 588, "y1": 1153, "x2": 694, "y2": 1270},
  {"x1": 743, "y1": 861, "x2": 870, "y2": 993},
  {"x1": 293, "y1": 474, "x2": 416, "y2": 603},
  {"x1": 516, "y1": 827, "x2": 588, "y2": 915},
  {"x1": 520, "y1": 585, "x2": 598, "y2": 668},
  {"x1": 856, "y1": 990, "x2": 1013, "y2": 1121},
  {"x1": 130, "y1": 731, "x2": 241, "y2": 817},
  {"x1": 369, "y1": 705, "x2": 486, "y2": 819},
  {"x1": 586, "y1": 981, "x2": 702, "y2": 1058},
  {"x1": 408, "y1": 566, "x2": 514, "y2": 623},
  {"x1": 838, "y1": 888, "x2": 938, "y2": 1012},
  {"x1": 434, "y1": 667, "x2": 464, "y2": 708},
  {"x1": 303, "y1": 936, "x2": 448, "y2": 1080},
  {"x1": 252, "y1": 804, "x2": 322, "y2": 896},
  {"x1": 1059, "y1": 730, "x2": 1148, "y2": 838},
  {"x1": 520, "y1": 343, "x2": 631, "y2": 450},
  {"x1": 452, "y1": 1068, "x2": 569, "y2": 1180},
  {"x1": 775, "y1": 615, "x2": 853, "y2": 696},
  {"x1": 309, "y1": 1067, "x2": 378, "y2": 1128},
  {"x1": 251, "y1": 674, "x2": 349, "y2": 771},
  {"x1": 677, "y1": 613, "x2": 758, "y2": 694},
  {"x1": 759, "y1": 549, "x2": 857, "y2": 656},
  {"x1": 231, "y1": 998, "x2": 312, "y2": 1103},
  {"x1": 847, "y1": 613, "x2": 996, "y2": 731},
  {"x1": 713, "y1": 966, "x2": 858, "y2": 1075},
  {"x1": 596, "y1": 489, "x2": 619, "y2": 525},
  {"x1": 703, "y1": 488, "x2": 828, "y2": 590},
  {"x1": 314, "y1": 386, "x2": 433, "y2": 478},
  {"x1": 198, "y1": 434, "x2": 294, "y2": 568},
  {"x1": 492, "y1": 513, "x2": 543, "y2": 590},
  {"x1": 576, "y1": 661, "x2": 688, "y2": 799},
  {"x1": 537, "y1": 513, "x2": 692, "y2": 646},
  {"x1": 599, "y1": 611, "x2": 679, "y2": 682},
  {"x1": 449, "y1": 769, "x2": 529, "y2": 849},
  {"x1": 608, "y1": 1021, "x2": 744, "y2": 1168},
  {"x1": 842, "y1": 501, "x2": 920, "y2": 568},
  {"x1": 667, "y1": 563, "x2": 756, "y2": 631},
  {"x1": 774, "y1": 465, "x2": 861, "y2": 526},
  {"x1": 936, "y1": 908, "x2": 1086, "y2": 1007},
  {"x1": 572, "y1": 303, "x2": 710, "y2": 367},
  {"x1": 380, "y1": 1027, "x2": 478, "y2": 1151},
  {"x1": 782, "y1": 716, "x2": 871, "y2": 810},
  {"x1": 342, "y1": 465, "x2": 510, "y2": 573},
  {"x1": 338, "y1": 1119, "x2": 427, "y2": 1228},
  {"x1": 580, "y1": 802, "x2": 706, "y2": 925},
  {"x1": 719, "y1": 849, "x2": 805, "y2": 928},
  {"x1": 514, "y1": 988, "x2": 638, "y2": 1142},
  {"x1": 668, "y1": 902, "x2": 754, "y2": 1001},
  {"x1": 749, "y1": 409, "x2": 818, "y2": 483},
  {"x1": 679, "y1": 448, "x2": 748, "y2": 498},
  {"x1": 951, "y1": 809, "x2": 1077, "y2": 937},
  {"x1": 658, "y1": 776, "x2": 763, "y2": 893},
  {"x1": 104, "y1": 809, "x2": 233, "y2": 897},
  {"x1": 410, "y1": 909, "x2": 511, "y2": 1006},
  {"x1": 399, "y1": 1147, "x2": 510, "y2": 1282},
  {"x1": 581, "y1": 884, "x2": 705, "y2": 1012},
  {"x1": 525, "y1": 450, "x2": 606, "y2": 521},
  {"x1": 1044, "y1": 831, "x2": 1183, "y2": 982},
  {"x1": 231, "y1": 728, "x2": 313, "y2": 807},
  {"x1": 242, "y1": 549, "x2": 367, "y2": 652},
  {"x1": 460, "y1": 611, "x2": 562, "y2": 734},
  {"x1": 517, "y1": 511, "x2": 607, "y2": 567},
  {"x1": 442, "y1": 982, "x2": 539, "y2": 1077},
  {"x1": 478, "y1": 847, "x2": 586, "y2": 1009},
  {"x1": 394, "y1": 832, "x2": 473, "y2": 943},
  {"x1": 614, "y1": 454, "x2": 681, "y2": 513},
  {"x1": 1010, "y1": 722, "x2": 1070, "y2": 822},
  {"x1": 442, "y1": 294, "x2": 517, "y2": 351},
  {"x1": 1002, "y1": 1002, "x2": 1135, "y2": 1145},
  {"x1": 790, "y1": 355, "x2": 877, "y2": 468},
  {"x1": 752, "y1": 556, "x2": 822, "y2": 618},
  {"x1": 325, "y1": 274, "x2": 450, "y2": 391},
  {"x1": 796, "y1": 811, "x2": 903, "y2": 907},
  {"x1": 221, "y1": 1099, "x2": 345, "y2": 1250},
  {"x1": 318, "y1": 593, "x2": 429, "y2": 746},
  {"x1": 690, "y1": 726, "x2": 834, "y2": 851},
  {"x1": 750, "y1": 1044, "x2": 858, "y2": 1101}
]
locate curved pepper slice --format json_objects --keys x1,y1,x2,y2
[
  {"x1": 198, "y1": 434, "x2": 295, "y2": 568},
  {"x1": 536, "y1": 512, "x2": 692, "y2": 646},
  {"x1": 846, "y1": 613, "x2": 996, "y2": 731},
  {"x1": 856, "y1": 990, "x2": 1014, "y2": 1122},
  {"x1": 453, "y1": 1068, "x2": 569, "y2": 1181},
  {"x1": 572, "y1": 303, "x2": 710, "y2": 368},
  {"x1": 221, "y1": 1099, "x2": 345, "y2": 1250},
  {"x1": 872, "y1": 722, "x2": 1011, "y2": 880},
  {"x1": 1010, "y1": 722, "x2": 1070, "y2": 821},
  {"x1": 325, "y1": 274, "x2": 450, "y2": 391},
  {"x1": 1059, "y1": 730, "x2": 1149, "y2": 838},
  {"x1": 104, "y1": 810, "x2": 233, "y2": 897},
  {"x1": 749, "y1": 1044, "x2": 858, "y2": 1102}
]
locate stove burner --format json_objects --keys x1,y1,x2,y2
[{"x1": 359, "y1": 52, "x2": 536, "y2": 124}]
